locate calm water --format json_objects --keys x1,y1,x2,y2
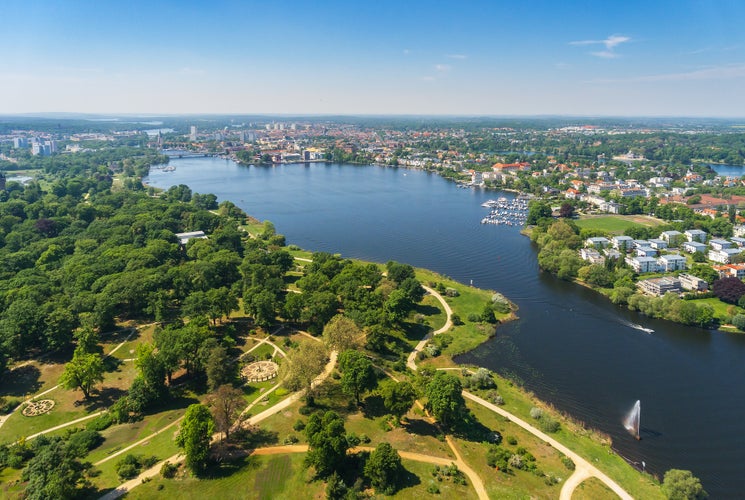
[
  {"x1": 710, "y1": 163, "x2": 745, "y2": 177},
  {"x1": 146, "y1": 158, "x2": 745, "y2": 497}
]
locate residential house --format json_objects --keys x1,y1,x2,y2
[
  {"x1": 625, "y1": 256, "x2": 659, "y2": 273},
  {"x1": 657, "y1": 254, "x2": 687, "y2": 272},
  {"x1": 684, "y1": 229, "x2": 707, "y2": 243},
  {"x1": 604, "y1": 248, "x2": 622, "y2": 260},
  {"x1": 659, "y1": 230, "x2": 684, "y2": 247},
  {"x1": 579, "y1": 248, "x2": 605, "y2": 265},
  {"x1": 682, "y1": 241, "x2": 708, "y2": 254},
  {"x1": 637, "y1": 277, "x2": 682, "y2": 296},
  {"x1": 174, "y1": 230, "x2": 207, "y2": 245},
  {"x1": 708, "y1": 248, "x2": 743, "y2": 264},
  {"x1": 636, "y1": 246, "x2": 658, "y2": 258},
  {"x1": 678, "y1": 273, "x2": 709, "y2": 292},
  {"x1": 585, "y1": 237, "x2": 611, "y2": 249},
  {"x1": 633, "y1": 240, "x2": 651, "y2": 249},
  {"x1": 612, "y1": 235, "x2": 634, "y2": 252},
  {"x1": 648, "y1": 239, "x2": 668, "y2": 250},
  {"x1": 731, "y1": 237, "x2": 745, "y2": 247},
  {"x1": 712, "y1": 264, "x2": 745, "y2": 279},
  {"x1": 733, "y1": 225, "x2": 745, "y2": 237},
  {"x1": 709, "y1": 239, "x2": 733, "y2": 251}
]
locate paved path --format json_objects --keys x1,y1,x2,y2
[
  {"x1": 462, "y1": 391, "x2": 631, "y2": 500},
  {"x1": 406, "y1": 285, "x2": 453, "y2": 371},
  {"x1": 94, "y1": 416, "x2": 184, "y2": 466}
]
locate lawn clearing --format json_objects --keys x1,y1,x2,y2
[{"x1": 574, "y1": 215, "x2": 664, "y2": 235}]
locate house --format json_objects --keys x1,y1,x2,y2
[
  {"x1": 684, "y1": 229, "x2": 707, "y2": 243},
  {"x1": 579, "y1": 248, "x2": 605, "y2": 264},
  {"x1": 637, "y1": 277, "x2": 682, "y2": 297},
  {"x1": 585, "y1": 237, "x2": 611, "y2": 249},
  {"x1": 612, "y1": 235, "x2": 634, "y2": 252},
  {"x1": 657, "y1": 254, "x2": 687, "y2": 272},
  {"x1": 625, "y1": 256, "x2": 659, "y2": 273},
  {"x1": 733, "y1": 225, "x2": 745, "y2": 237},
  {"x1": 565, "y1": 188, "x2": 581, "y2": 200},
  {"x1": 648, "y1": 239, "x2": 668, "y2": 250},
  {"x1": 633, "y1": 240, "x2": 651, "y2": 249},
  {"x1": 712, "y1": 264, "x2": 745, "y2": 279},
  {"x1": 636, "y1": 246, "x2": 658, "y2": 258},
  {"x1": 678, "y1": 273, "x2": 709, "y2": 292},
  {"x1": 174, "y1": 230, "x2": 207, "y2": 245},
  {"x1": 708, "y1": 248, "x2": 742, "y2": 264},
  {"x1": 731, "y1": 237, "x2": 745, "y2": 247},
  {"x1": 604, "y1": 248, "x2": 622, "y2": 260},
  {"x1": 709, "y1": 239, "x2": 733, "y2": 251},
  {"x1": 659, "y1": 230, "x2": 684, "y2": 247},
  {"x1": 682, "y1": 241, "x2": 708, "y2": 254}
]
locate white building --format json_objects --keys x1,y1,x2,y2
[
  {"x1": 626, "y1": 256, "x2": 659, "y2": 273},
  {"x1": 612, "y1": 235, "x2": 634, "y2": 252},
  {"x1": 657, "y1": 254, "x2": 687, "y2": 272},
  {"x1": 708, "y1": 248, "x2": 742, "y2": 264},
  {"x1": 659, "y1": 230, "x2": 684, "y2": 247},
  {"x1": 682, "y1": 241, "x2": 707, "y2": 254},
  {"x1": 684, "y1": 229, "x2": 707, "y2": 243},
  {"x1": 710, "y1": 239, "x2": 733, "y2": 251}
]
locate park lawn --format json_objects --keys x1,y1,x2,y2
[
  {"x1": 91, "y1": 423, "x2": 182, "y2": 493},
  {"x1": 125, "y1": 453, "x2": 324, "y2": 500},
  {"x1": 466, "y1": 381, "x2": 663, "y2": 500},
  {"x1": 243, "y1": 342, "x2": 275, "y2": 361},
  {"x1": 574, "y1": 476, "x2": 621, "y2": 499},
  {"x1": 689, "y1": 297, "x2": 740, "y2": 322},
  {"x1": 574, "y1": 215, "x2": 664, "y2": 235},
  {"x1": 0, "y1": 466, "x2": 25, "y2": 498},
  {"x1": 459, "y1": 401, "x2": 572, "y2": 499},
  {"x1": 395, "y1": 458, "x2": 477, "y2": 500},
  {"x1": 1, "y1": 360, "x2": 66, "y2": 400}
]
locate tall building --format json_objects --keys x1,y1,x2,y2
[
  {"x1": 12, "y1": 137, "x2": 28, "y2": 148},
  {"x1": 190, "y1": 125, "x2": 197, "y2": 141}
]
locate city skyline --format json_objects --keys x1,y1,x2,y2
[{"x1": 2, "y1": 0, "x2": 745, "y2": 117}]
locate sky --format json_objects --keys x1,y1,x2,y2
[{"x1": 1, "y1": 0, "x2": 744, "y2": 117}]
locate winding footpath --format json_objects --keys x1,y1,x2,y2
[{"x1": 406, "y1": 285, "x2": 453, "y2": 371}]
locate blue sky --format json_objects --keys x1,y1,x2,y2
[{"x1": 2, "y1": 0, "x2": 744, "y2": 117}]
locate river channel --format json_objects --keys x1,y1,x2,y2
[{"x1": 145, "y1": 158, "x2": 745, "y2": 497}]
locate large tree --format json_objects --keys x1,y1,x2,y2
[
  {"x1": 379, "y1": 380, "x2": 417, "y2": 421},
  {"x1": 425, "y1": 372, "x2": 465, "y2": 429},
  {"x1": 24, "y1": 440, "x2": 89, "y2": 500},
  {"x1": 281, "y1": 341, "x2": 328, "y2": 403},
  {"x1": 322, "y1": 314, "x2": 363, "y2": 352},
  {"x1": 304, "y1": 410, "x2": 348, "y2": 478},
  {"x1": 208, "y1": 384, "x2": 244, "y2": 441},
  {"x1": 364, "y1": 442, "x2": 403, "y2": 495},
  {"x1": 662, "y1": 469, "x2": 708, "y2": 500},
  {"x1": 59, "y1": 349, "x2": 104, "y2": 400},
  {"x1": 338, "y1": 350, "x2": 377, "y2": 405},
  {"x1": 176, "y1": 404, "x2": 215, "y2": 475}
]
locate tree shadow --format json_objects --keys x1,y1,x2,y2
[
  {"x1": 453, "y1": 412, "x2": 495, "y2": 443},
  {"x1": 415, "y1": 303, "x2": 441, "y2": 317},
  {"x1": 84, "y1": 387, "x2": 127, "y2": 410},
  {"x1": 233, "y1": 427, "x2": 279, "y2": 448},
  {"x1": 404, "y1": 418, "x2": 442, "y2": 439},
  {"x1": 401, "y1": 321, "x2": 431, "y2": 342},
  {"x1": 102, "y1": 356, "x2": 123, "y2": 373},
  {"x1": 0, "y1": 365, "x2": 42, "y2": 397},
  {"x1": 395, "y1": 464, "x2": 422, "y2": 492},
  {"x1": 361, "y1": 394, "x2": 388, "y2": 419},
  {"x1": 204, "y1": 454, "x2": 261, "y2": 480}
]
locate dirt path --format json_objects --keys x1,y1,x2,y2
[
  {"x1": 462, "y1": 391, "x2": 632, "y2": 500},
  {"x1": 406, "y1": 285, "x2": 453, "y2": 371}
]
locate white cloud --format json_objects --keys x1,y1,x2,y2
[
  {"x1": 570, "y1": 35, "x2": 631, "y2": 58},
  {"x1": 434, "y1": 64, "x2": 451, "y2": 72}
]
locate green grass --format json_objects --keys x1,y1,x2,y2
[
  {"x1": 573, "y1": 476, "x2": 621, "y2": 499},
  {"x1": 395, "y1": 459, "x2": 477, "y2": 500},
  {"x1": 574, "y1": 215, "x2": 664, "y2": 235},
  {"x1": 689, "y1": 297, "x2": 741, "y2": 322},
  {"x1": 125, "y1": 453, "x2": 323, "y2": 500}
]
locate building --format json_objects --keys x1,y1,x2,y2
[
  {"x1": 733, "y1": 225, "x2": 745, "y2": 238},
  {"x1": 678, "y1": 274, "x2": 709, "y2": 292},
  {"x1": 612, "y1": 235, "x2": 634, "y2": 252},
  {"x1": 659, "y1": 230, "x2": 684, "y2": 247},
  {"x1": 585, "y1": 237, "x2": 611, "y2": 249},
  {"x1": 579, "y1": 248, "x2": 605, "y2": 264},
  {"x1": 682, "y1": 241, "x2": 708, "y2": 254},
  {"x1": 636, "y1": 246, "x2": 658, "y2": 258},
  {"x1": 657, "y1": 254, "x2": 687, "y2": 272},
  {"x1": 175, "y1": 230, "x2": 207, "y2": 245},
  {"x1": 190, "y1": 125, "x2": 198, "y2": 141},
  {"x1": 708, "y1": 248, "x2": 742, "y2": 264},
  {"x1": 684, "y1": 229, "x2": 707, "y2": 243},
  {"x1": 604, "y1": 248, "x2": 622, "y2": 260},
  {"x1": 648, "y1": 239, "x2": 668, "y2": 250},
  {"x1": 637, "y1": 277, "x2": 682, "y2": 297},
  {"x1": 12, "y1": 137, "x2": 28, "y2": 148},
  {"x1": 709, "y1": 239, "x2": 733, "y2": 251},
  {"x1": 712, "y1": 264, "x2": 745, "y2": 279},
  {"x1": 625, "y1": 256, "x2": 659, "y2": 273},
  {"x1": 732, "y1": 237, "x2": 745, "y2": 247}
]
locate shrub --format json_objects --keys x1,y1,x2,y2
[
  {"x1": 160, "y1": 461, "x2": 178, "y2": 478},
  {"x1": 509, "y1": 454, "x2": 525, "y2": 470},
  {"x1": 86, "y1": 413, "x2": 114, "y2": 432},
  {"x1": 451, "y1": 313, "x2": 463, "y2": 326},
  {"x1": 426, "y1": 481, "x2": 440, "y2": 494},
  {"x1": 732, "y1": 314, "x2": 745, "y2": 331},
  {"x1": 142, "y1": 455, "x2": 159, "y2": 468},
  {"x1": 0, "y1": 397, "x2": 21, "y2": 415},
  {"x1": 506, "y1": 436, "x2": 517, "y2": 446},
  {"x1": 529, "y1": 407, "x2": 543, "y2": 419},
  {"x1": 283, "y1": 435, "x2": 299, "y2": 445},
  {"x1": 116, "y1": 454, "x2": 142, "y2": 479},
  {"x1": 65, "y1": 429, "x2": 103, "y2": 457},
  {"x1": 467, "y1": 313, "x2": 481, "y2": 323},
  {"x1": 560, "y1": 455, "x2": 575, "y2": 470},
  {"x1": 346, "y1": 433, "x2": 361, "y2": 447},
  {"x1": 359, "y1": 434, "x2": 371, "y2": 444},
  {"x1": 540, "y1": 417, "x2": 560, "y2": 433},
  {"x1": 486, "y1": 445, "x2": 511, "y2": 470},
  {"x1": 293, "y1": 419, "x2": 306, "y2": 431}
]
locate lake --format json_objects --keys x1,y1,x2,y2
[{"x1": 145, "y1": 158, "x2": 745, "y2": 497}]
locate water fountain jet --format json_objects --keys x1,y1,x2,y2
[{"x1": 624, "y1": 400, "x2": 641, "y2": 440}]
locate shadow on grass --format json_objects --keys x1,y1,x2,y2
[
  {"x1": 103, "y1": 356, "x2": 123, "y2": 373},
  {"x1": 1, "y1": 365, "x2": 42, "y2": 397},
  {"x1": 84, "y1": 387, "x2": 127, "y2": 410},
  {"x1": 395, "y1": 464, "x2": 423, "y2": 492},
  {"x1": 404, "y1": 418, "x2": 443, "y2": 439},
  {"x1": 401, "y1": 321, "x2": 431, "y2": 342},
  {"x1": 102, "y1": 327, "x2": 139, "y2": 345},
  {"x1": 453, "y1": 412, "x2": 496, "y2": 443},
  {"x1": 203, "y1": 454, "x2": 261, "y2": 480},
  {"x1": 361, "y1": 394, "x2": 388, "y2": 419},
  {"x1": 415, "y1": 303, "x2": 441, "y2": 317}
]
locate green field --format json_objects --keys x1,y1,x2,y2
[{"x1": 574, "y1": 215, "x2": 664, "y2": 235}]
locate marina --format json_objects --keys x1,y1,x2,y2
[{"x1": 480, "y1": 196, "x2": 529, "y2": 226}]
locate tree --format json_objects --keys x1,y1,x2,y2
[
  {"x1": 134, "y1": 343, "x2": 166, "y2": 396},
  {"x1": 385, "y1": 261, "x2": 416, "y2": 284},
  {"x1": 383, "y1": 289, "x2": 411, "y2": 325},
  {"x1": 208, "y1": 384, "x2": 244, "y2": 441},
  {"x1": 24, "y1": 440, "x2": 89, "y2": 500},
  {"x1": 558, "y1": 203, "x2": 575, "y2": 218},
  {"x1": 206, "y1": 345, "x2": 233, "y2": 391},
  {"x1": 338, "y1": 350, "x2": 377, "y2": 405},
  {"x1": 59, "y1": 349, "x2": 104, "y2": 400},
  {"x1": 304, "y1": 410, "x2": 348, "y2": 478},
  {"x1": 364, "y1": 442, "x2": 403, "y2": 495},
  {"x1": 379, "y1": 380, "x2": 417, "y2": 421},
  {"x1": 526, "y1": 200, "x2": 552, "y2": 225},
  {"x1": 662, "y1": 469, "x2": 708, "y2": 499},
  {"x1": 712, "y1": 277, "x2": 745, "y2": 304},
  {"x1": 425, "y1": 372, "x2": 465, "y2": 429},
  {"x1": 176, "y1": 404, "x2": 214, "y2": 475},
  {"x1": 281, "y1": 341, "x2": 328, "y2": 403},
  {"x1": 322, "y1": 314, "x2": 363, "y2": 352}
]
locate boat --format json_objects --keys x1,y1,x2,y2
[{"x1": 162, "y1": 166, "x2": 176, "y2": 172}]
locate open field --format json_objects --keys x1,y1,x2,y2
[{"x1": 575, "y1": 215, "x2": 665, "y2": 234}]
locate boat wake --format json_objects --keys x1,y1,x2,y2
[{"x1": 629, "y1": 323, "x2": 654, "y2": 334}]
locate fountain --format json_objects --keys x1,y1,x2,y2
[{"x1": 624, "y1": 400, "x2": 641, "y2": 440}]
